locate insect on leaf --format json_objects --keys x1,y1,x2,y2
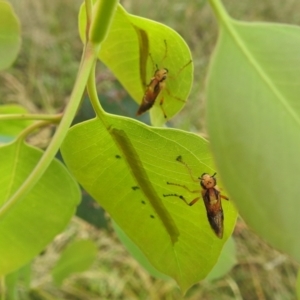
[
  {"x1": 78, "y1": 4, "x2": 193, "y2": 126},
  {"x1": 61, "y1": 114, "x2": 237, "y2": 292}
]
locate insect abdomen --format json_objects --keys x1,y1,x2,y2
[{"x1": 207, "y1": 210, "x2": 224, "y2": 239}]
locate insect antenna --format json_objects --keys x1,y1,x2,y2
[
  {"x1": 148, "y1": 40, "x2": 168, "y2": 71},
  {"x1": 159, "y1": 39, "x2": 168, "y2": 66},
  {"x1": 148, "y1": 52, "x2": 157, "y2": 76},
  {"x1": 166, "y1": 181, "x2": 199, "y2": 193},
  {"x1": 176, "y1": 155, "x2": 199, "y2": 182}
]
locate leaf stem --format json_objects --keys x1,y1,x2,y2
[
  {"x1": 16, "y1": 120, "x2": 55, "y2": 141},
  {"x1": 0, "y1": 44, "x2": 96, "y2": 219},
  {"x1": 87, "y1": 63, "x2": 110, "y2": 128},
  {"x1": 0, "y1": 113, "x2": 62, "y2": 122},
  {"x1": 0, "y1": 0, "x2": 119, "y2": 219},
  {"x1": 208, "y1": 0, "x2": 231, "y2": 24}
]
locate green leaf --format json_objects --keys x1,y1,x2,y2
[
  {"x1": 0, "y1": 105, "x2": 33, "y2": 140},
  {"x1": 61, "y1": 115, "x2": 237, "y2": 291},
  {"x1": 206, "y1": 14, "x2": 300, "y2": 262},
  {"x1": 5, "y1": 270, "x2": 19, "y2": 300},
  {"x1": 0, "y1": 0, "x2": 21, "y2": 70},
  {"x1": 205, "y1": 236, "x2": 237, "y2": 281},
  {"x1": 79, "y1": 4, "x2": 193, "y2": 126},
  {"x1": 113, "y1": 220, "x2": 170, "y2": 280},
  {"x1": 5, "y1": 262, "x2": 32, "y2": 299},
  {"x1": 52, "y1": 239, "x2": 97, "y2": 286},
  {"x1": 0, "y1": 142, "x2": 80, "y2": 275}
]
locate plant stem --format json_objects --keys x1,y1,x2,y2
[
  {"x1": 16, "y1": 120, "x2": 55, "y2": 141},
  {"x1": 87, "y1": 62, "x2": 110, "y2": 128},
  {"x1": 0, "y1": 44, "x2": 96, "y2": 219},
  {"x1": 1, "y1": 0, "x2": 119, "y2": 218},
  {"x1": 208, "y1": 0, "x2": 231, "y2": 24},
  {"x1": 0, "y1": 113, "x2": 62, "y2": 122}
]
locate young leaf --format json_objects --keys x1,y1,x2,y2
[
  {"x1": 0, "y1": 142, "x2": 80, "y2": 275},
  {"x1": 0, "y1": 0, "x2": 21, "y2": 70},
  {"x1": 52, "y1": 239, "x2": 97, "y2": 286},
  {"x1": 206, "y1": 13, "x2": 300, "y2": 261},
  {"x1": 78, "y1": 4, "x2": 193, "y2": 125},
  {"x1": 61, "y1": 115, "x2": 237, "y2": 291}
]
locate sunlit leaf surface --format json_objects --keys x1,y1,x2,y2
[
  {"x1": 61, "y1": 114, "x2": 237, "y2": 291},
  {"x1": 206, "y1": 18, "x2": 300, "y2": 262}
]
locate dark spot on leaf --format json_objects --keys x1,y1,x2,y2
[
  {"x1": 150, "y1": 215, "x2": 155, "y2": 219},
  {"x1": 132, "y1": 186, "x2": 140, "y2": 191},
  {"x1": 176, "y1": 155, "x2": 182, "y2": 161},
  {"x1": 141, "y1": 201, "x2": 146, "y2": 204},
  {"x1": 115, "y1": 155, "x2": 121, "y2": 159}
]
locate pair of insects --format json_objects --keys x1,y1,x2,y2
[
  {"x1": 164, "y1": 156, "x2": 229, "y2": 239},
  {"x1": 136, "y1": 40, "x2": 191, "y2": 119}
]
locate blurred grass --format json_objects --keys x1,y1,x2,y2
[{"x1": 1, "y1": 0, "x2": 299, "y2": 299}]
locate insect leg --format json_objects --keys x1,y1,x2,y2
[
  {"x1": 188, "y1": 197, "x2": 201, "y2": 206},
  {"x1": 166, "y1": 181, "x2": 200, "y2": 193},
  {"x1": 163, "y1": 193, "x2": 201, "y2": 206},
  {"x1": 164, "y1": 87, "x2": 186, "y2": 103},
  {"x1": 159, "y1": 39, "x2": 168, "y2": 66},
  {"x1": 159, "y1": 97, "x2": 168, "y2": 118},
  {"x1": 221, "y1": 194, "x2": 229, "y2": 201},
  {"x1": 175, "y1": 59, "x2": 192, "y2": 76},
  {"x1": 163, "y1": 193, "x2": 189, "y2": 205}
]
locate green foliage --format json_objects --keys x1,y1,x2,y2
[
  {"x1": 0, "y1": 105, "x2": 32, "y2": 140},
  {"x1": 206, "y1": 5, "x2": 300, "y2": 263},
  {"x1": 2, "y1": 0, "x2": 300, "y2": 296},
  {"x1": 0, "y1": 142, "x2": 80, "y2": 275},
  {"x1": 113, "y1": 221, "x2": 170, "y2": 280},
  {"x1": 0, "y1": 0, "x2": 21, "y2": 70},
  {"x1": 60, "y1": 114, "x2": 237, "y2": 291},
  {"x1": 79, "y1": 4, "x2": 193, "y2": 126},
  {"x1": 52, "y1": 239, "x2": 98, "y2": 286},
  {"x1": 114, "y1": 221, "x2": 237, "y2": 282},
  {"x1": 4, "y1": 263, "x2": 31, "y2": 299}
]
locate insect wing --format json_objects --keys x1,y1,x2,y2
[
  {"x1": 137, "y1": 78, "x2": 162, "y2": 115},
  {"x1": 202, "y1": 187, "x2": 224, "y2": 239}
]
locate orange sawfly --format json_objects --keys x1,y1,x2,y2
[
  {"x1": 163, "y1": 156, "x2": 229, "y2": 238},
  {"x1": 137, "y1": 40, "x2": 191, "y2": 119}
]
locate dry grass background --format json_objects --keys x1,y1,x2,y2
[{"x1": 2, "y1": 0, "x2": 300, "y2": 299}]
